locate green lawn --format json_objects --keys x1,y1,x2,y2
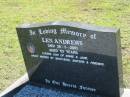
[{"x1": 0, "y1": 0, "x2": 130, "y2": 92}]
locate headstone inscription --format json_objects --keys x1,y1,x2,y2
[{"x1": 16, "y1": 21, "x2": 123, "y2": 97}]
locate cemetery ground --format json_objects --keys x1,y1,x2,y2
[{"x1": 0, "y1": 0, "x2": 130, "y2": 92}]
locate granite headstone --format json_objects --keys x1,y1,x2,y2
[{"x1": 16, "y1": 21, "x2": 123, "y2": 97}]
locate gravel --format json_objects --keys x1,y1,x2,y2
[{"x1": 14, "y1": 84, "x2": 103, "y2": 97}]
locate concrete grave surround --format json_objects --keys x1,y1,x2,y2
[{"x1": 0, "y1": 74, "x2": 129, "y2": 97}]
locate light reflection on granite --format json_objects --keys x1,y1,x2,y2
[{"x1": 14, "y1": 84, "x2": 103, "y2": 97}]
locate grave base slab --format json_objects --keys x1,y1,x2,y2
[{"x1": 0, "y1": 74, "x2": 129, "y2": 97}]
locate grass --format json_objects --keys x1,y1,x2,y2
[{"x1": 0, "y1": 0, "x2": 130, "y2": 92}]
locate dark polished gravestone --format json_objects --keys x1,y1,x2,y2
[{"x1": 2, "y1": 21, "x2": 124, "y2": 97}]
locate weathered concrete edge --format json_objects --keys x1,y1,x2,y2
[
  {"x1": 122, "y1": 89, "x2": 130, "y2": 97},
  {"x1": 0, "y1": 73, "x2": 29, "y2": 97},
  {"x1": 0, "y1": 73, "x2": 130, "y2": 97}
]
